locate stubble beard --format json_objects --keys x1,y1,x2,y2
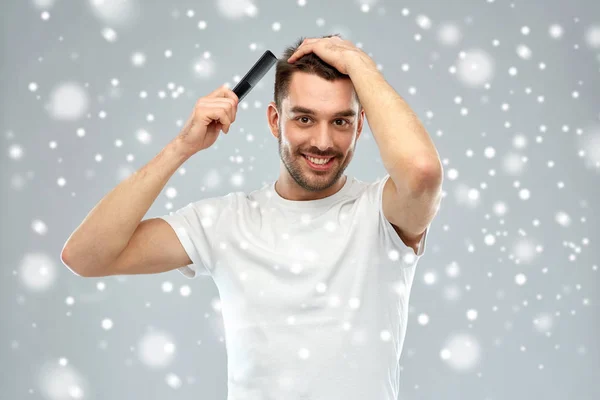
[{"x1": 277, "y1": 124, "x2": 351, "y2": 193}]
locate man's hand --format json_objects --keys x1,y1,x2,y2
[{"x1": 286, "y1": 35, "x2": 373, "y2": 75}]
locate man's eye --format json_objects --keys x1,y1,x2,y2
[{"x1": 296, "y1": 117, "x2": 349, "y2": 126}]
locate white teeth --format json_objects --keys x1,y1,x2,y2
[{"x1": 306, "y1": 156, "x2": 331, "y2": 165}]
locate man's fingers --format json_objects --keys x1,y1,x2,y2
[
  {"x1": 221, "y1": 86, "x2": 239, "y2": 105},
  {"x1": 207, "y1": 84, "x2": 227, "y2": 97},
  {"x1": 208, "y1": 84, "x2": 239, "y2": 105}
]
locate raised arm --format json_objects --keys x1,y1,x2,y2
[{"x1": 61, "y1": 85, "x2": 239, "y2": 277}]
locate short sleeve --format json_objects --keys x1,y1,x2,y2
[
  {"x1": 373, "y1": 174, "x2": 429, "y2": 259},
  {"x1": 158, "y1": 197, "x2": 226, "y2": 279}
]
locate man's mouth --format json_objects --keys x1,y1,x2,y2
[
  {"x1": 303, "y1": 154, "x2": 333, "y2": 163},
  {"x1": 302, "y1": 154, "x2": 335, "y2": 169}
]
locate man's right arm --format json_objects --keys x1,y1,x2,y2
[{"x1": 60, "y1": 137, "x2": 194, "y2": 277}]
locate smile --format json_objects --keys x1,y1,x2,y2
[{"x1": 302, "y1": 154, "x2": 335, "y2": 170}]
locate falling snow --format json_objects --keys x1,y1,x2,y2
[{"x1": 2, "y1": 0, "x2": 598, "y2": 399}]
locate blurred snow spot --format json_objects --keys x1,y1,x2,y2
[
  {"x1": 20, "y1": 252, "x2": 57, "y2": 291},
  {"x1": 88, "y1": 0, "x2": 140, "y2": 26},
  {"x1": 38, "y1": 360, "x2": 89, "y2": 400},
  {"x1": 46, "y1": 82, "x2": 89, "y2": 121},
  {"x1": 456, "y1": 49, "x2": 495, "y2": 88},
  {"x1": 216, "y1": 0, "x2": 258, "y2": 20},
  {"x1": 440, "y1": 333, "x2": 481, "y2": 371},
  {"x1": 138, "y1": 331, "x2": 176, "y2": 368},
  {"x1": 437, "y1": 22, "x2": 462, "y2": 46}
]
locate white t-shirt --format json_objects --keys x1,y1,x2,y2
[{"x1": 159, "y1": 174, "x2": 429, "y2": 400}]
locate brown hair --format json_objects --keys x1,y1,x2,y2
[{"x1": 273, "y1": 33, "x2": 361, "y2": 114}]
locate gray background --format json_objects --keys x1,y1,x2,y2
[{"x1": 2, "y1": 0, "x2": 599, "y2": 399}]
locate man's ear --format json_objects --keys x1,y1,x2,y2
[
  {"x1": 267, "y1": 102, "x2": 280, "y2": 139},
  {"x1": 356, "y1": 107, "x2": 365, "y2": 140}
]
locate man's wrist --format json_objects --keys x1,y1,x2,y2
[{"x1": 167, "y1": 136, "x2": 196, "y2": 162}]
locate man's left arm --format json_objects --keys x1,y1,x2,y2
[{"x1": 346, "y1": 53, "x2": 443, "y2": 251}]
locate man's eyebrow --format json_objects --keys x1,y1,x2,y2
[{"x1": 289, "y1": 106, "x2": 357, "y2": 118}]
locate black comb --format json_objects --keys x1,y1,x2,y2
[{"x1": 232, "y1": 50, "x2": 278, "y2": 102}]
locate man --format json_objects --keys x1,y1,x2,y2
[{"x1": 61, "y1": 34, "x2": 443, "y2": 399}]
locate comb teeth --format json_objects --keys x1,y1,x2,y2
[{"x1": 233, "y1": 50, "x2": 278, "y2": 102}]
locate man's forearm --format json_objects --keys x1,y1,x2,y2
[
  {"x1": 61, "y1": 137, "x2": 192, "y2": 274},
  {"x1": 346, "y1": 53, "x2": 442, "y2": 191}
]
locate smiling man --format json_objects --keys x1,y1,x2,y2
[
  {"x1": 269, "y1": 34, "x2": 442, "y2": 254},
  {"x1": 62, "y1": 34, "x2": 443, "y2": 400},
  {"x1": 224, "y1": 34, "x2": 441, "y2": 399},
  {"x1": 268, "y1": 57, "x2": 362, "y2": 202}
]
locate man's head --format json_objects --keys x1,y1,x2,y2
[{"x1": 267, "y1": 34, "x2": 365, "y2": 196}]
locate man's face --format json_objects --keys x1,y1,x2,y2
[{"x1": 271, "y1": 72, "x2": 364, "y2": 193}]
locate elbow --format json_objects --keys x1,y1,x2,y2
[
  {"x1": 411, "y1": 157, "x2": 443, "y2": 193},
  {"x1": 60, "y1": 247, "x2": 91, "y2": 278}
]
